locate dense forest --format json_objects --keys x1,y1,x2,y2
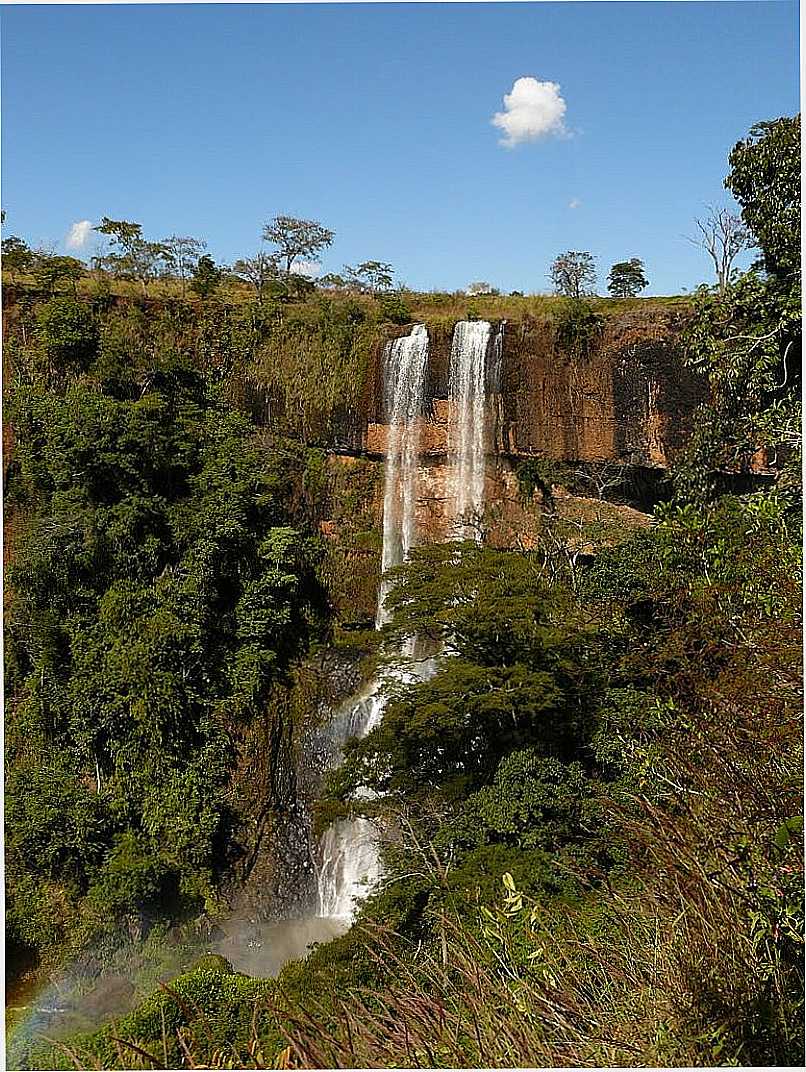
[{"x1": 3, "y1": 115, "x2": 802, "y2": 1069}]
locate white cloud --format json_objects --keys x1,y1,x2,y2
[
  {"x1": 492, "y1": 76, "x2": 568, "y2": 148},
  {"x1": 568, "y1": 198, "x2": 582, "y2": 209},
  {"x1": 66, "y1": 219, "x2": 93, "y2": 250},
  {"x1": 291, "y1": 259, "x2": 320, "y2": 277}
]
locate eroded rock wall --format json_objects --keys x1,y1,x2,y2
[{"x1": 361, "y1": 307, "x2": 702, "y2": 469}]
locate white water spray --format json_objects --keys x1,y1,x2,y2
[{"x1": 448, "y1": 320, "x2": 492, "y2": 538}]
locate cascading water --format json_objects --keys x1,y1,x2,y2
[
  {"x1": 448, "y1": 320, "x2": 493, "y2": 538},
  {"x1": 316, "y1": 324, "x2": 429, "y2": 919},
  {"x1": 315, "y1": 319, "x2": 503, "y2": 921},
  {"x1": 376, "y1": 322, "x2": 429, "y2": 627},
  {"x1": 314, "y1": 680, "x2": 386, "y2": 919}
]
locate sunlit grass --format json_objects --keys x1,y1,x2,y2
[{"x1": 2, "y1": 269, "x2": 689, "y2": 325}]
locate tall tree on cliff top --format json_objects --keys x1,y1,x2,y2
[
  {"x1": 550, "y1": 251, "x2": 597, "y2": 299},
  {"x1": 607, "y1": 258, "x2": 649, "y2": 298},
  {"x1": 94, "y1": 217, "x2": 167, "y2": 297},
  {"x1": 690, "y1": 206, "x2": 750, "y2": 295},
  {"x1": 262, "y1": 215, "x2": 335, "y2": 277}
]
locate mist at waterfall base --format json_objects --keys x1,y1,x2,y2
[{"x1": 7, "y1": 320, "x2": 499, "y2": 1045}]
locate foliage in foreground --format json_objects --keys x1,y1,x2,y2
[{"x1": 18, "y1": 482, "x2": 803, "y2": 1070}]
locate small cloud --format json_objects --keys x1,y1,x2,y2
[
  {"x1": 291, "y1": 259, "x2": 320, "y2": 278},
  {"x1": 492, "y1": 76, "x2": 568, "y2": 148},
  {"x1": 66, "y1": 219, "x2": 93, "y2": 250},
  {"x1": 568, "y1": 198, "x2": 581, "y2": 210}
]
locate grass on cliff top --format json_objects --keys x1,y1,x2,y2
[
  {"x1": 408, "y1": 290, "x2": 689, "y2": 327},
  {"x1": 2, "y1": 270, "x2": 689, "y2": 328}
]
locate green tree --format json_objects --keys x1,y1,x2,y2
[
  {"x1": 607, "y1": 257, "x2": 648, "y2": 297},
  {"x1": 725, "y1": 115, "x2": 801, "y2": 281},
  {"x1": 317, "y1": 272, "x2": 347, "y2": 290},
  {"x1": 2, "y1": 235, "x2": 35, "y2": 283},
  {"x1": 549, "y1": 251, "x2": 597, "y2": 298},
  {"x1": 94, "y1": 217, "x2": 167, "y2": 297},
  {"x1": 675, "y1": 271, "x2": 800, "y2": 500},
  {"x1": 190, "y1": 254, "x2": 223, "y2": 298},
  {"x1": 344, "y1": 261, "x2": 394, "y2": 294},
  {"x1": 675, "y1": 116, "x2": 801, "y2": 502},
  {"x1": 378, "y1": 291, "x2": 412, "y2": 325},
  {"x1": 325, "y1": 544, "x2": 598, "y2": 809},
  {"x1": 262, "y1": 215, "x2": 334, "y2": 276},
  {"x1": 35, "y1": 296, "x2": 99, "y2": 374},
  {"x1": 33, "y1": 254, "x2": 87, "y2": 296},
  {"x1": 5, "y1": 358, "x2": 326, "y2": 959}
]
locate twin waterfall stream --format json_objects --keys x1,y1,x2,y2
[{"x1": 314, "y1": 319, "x2": 498, "y2": 922}]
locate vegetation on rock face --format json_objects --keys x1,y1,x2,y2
[
  {"x1": 4, "y1": 113, "x2": 802, "y2": 1070},
  {"x1": 553, "y1": 296, "x2": 604, "y2": 356},
  {"x1": 3, "y1": 296, "x2": 334, "y2": 981}
]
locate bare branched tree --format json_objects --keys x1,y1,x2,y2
[
  {"x1": 689, "y1": 206, "x2": 751, "y2": 295},
  {"x1": 231, "y1": 251, "x2": 280, "y2": 297},
  {"x1": 549, "y1": 251, "x2": 597, "y2": 299},
  {"x1": 572, "y1": 459, "x2": 628, "y2": 500}
]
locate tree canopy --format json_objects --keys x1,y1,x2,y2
[
  {"x1": 725, "y1": 114, "x2": 801, "y2": 281},
  {"x1": 607, "y1": 258, "x2": 648, "y2": 297},
  {"x1": 262, "y1": 215, "x2": 335, "y2": 276}
]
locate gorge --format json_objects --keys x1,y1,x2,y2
[{"x1": 3, "y1": 95, "x2": 800, "y2": 1070}]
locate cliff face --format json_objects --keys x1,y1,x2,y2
[
  {"x1": 363, "y1": 307, "x2": 703, "y2": 468},
  {"x1": 323, "y1": 308, "x2": 703, "y2": 552}
]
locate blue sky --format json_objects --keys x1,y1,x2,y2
[{"x1": 0, "y1": 2, "x2": 799, "y2": 294}]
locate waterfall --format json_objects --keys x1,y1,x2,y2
[
  {"x1": 317, "y1": 817, "x2": 382, "y2": 919},
  {"x1": 316, "y1": 324, "x2": 429, "y2": 919},
  {"x1": 315, "y1": 678, "x2": 386, "y2": 918},
  {"x1": 315, "y1": 319, "x2": 503, "y2": 920},
  {"x1": 376, "y1": 323, "x2": 429, "y2": 627},
  {"x1": 448, "y1": 320, "x2": 492, "y2": 538}
]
